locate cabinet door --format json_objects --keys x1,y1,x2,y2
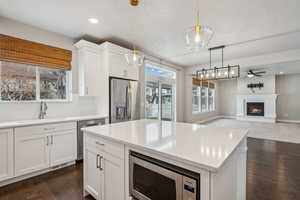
[
  {"x1": 50, "y1": 130, "x2": 77, "y2": 167},
  {"x1": 84, "y1": 146, "x2": 103, "y2": 200},
  {"x1": 102, "y1": 152, "x2": 125, "y2": 200},
  {"x1": 84, "y1": 49, "x2": 101, "y2": 96},
  {"x1": 0, "y1": 129, "x2": 13, "y2": 182},
  {"x1": 15, "y1": 131, "x2": 50, "y2": 176}
]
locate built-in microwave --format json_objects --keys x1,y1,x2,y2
[{"x1": 129, "y1": 151, "x2": 200, "y2": 200}]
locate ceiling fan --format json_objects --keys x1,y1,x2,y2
[{"x1": 247, "y1": 70, "x2": 266, "y2": 78}]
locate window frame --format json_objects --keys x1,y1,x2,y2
[
  {"x1": 0, "y1": 61, "x2": 72, "y2": 103},
  {"x1": 192, "y1": 85, "x2": 216, "y2": 114}
]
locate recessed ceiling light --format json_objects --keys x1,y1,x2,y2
[
  {"x1": 279, "y1": 71, "x2": 284, "y2": 74},
  {"x1": 88, "y1": 18, "x2": 99, "y2": 24}
]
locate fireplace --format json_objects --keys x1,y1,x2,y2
[{"x1": 247, "y1": 102, "x2": 264, "y2": 116}]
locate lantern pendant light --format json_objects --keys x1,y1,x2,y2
[{"x1": 185, "y1": 1, "x2": 214, "y2": 51}]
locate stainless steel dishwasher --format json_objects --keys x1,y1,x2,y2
[{"x1": 77, "y1": 118, "x2": 106, "y2": 161}]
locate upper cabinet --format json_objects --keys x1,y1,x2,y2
[
  {"x1": 75, "y1": 40, "x2": 107, "y2": 97},
  {"x1": 99, "y1": 42, "x2": 139, "y2": 81}
]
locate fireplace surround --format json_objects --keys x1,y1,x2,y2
[{"x1": 236, "y1": 94, "x2": 278, "y2": 123}]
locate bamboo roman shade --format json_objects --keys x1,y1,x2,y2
[
  {"x1": 192, "y1": 78, "x2": 215, "y2": 88},
  {"x1": 0, "y1": 34, "x2": 72, "y2": 70}
]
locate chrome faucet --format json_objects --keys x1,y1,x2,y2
[{"x1": 39, "y1": 101, "x2": 48, "y2": 119}]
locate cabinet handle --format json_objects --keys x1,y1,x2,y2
[
  {"x1": 95, "y1": 141, "x2": 105, "y2": 146},
  {"x1": 96, "y1": 154, "x2": 100, "y2": 168},
  {"x1": 51, "y1": 136, "x2": 54, "y2": 145},
  {"x1": 46, "y1": 136, "x2": 49, "y2": 146},
  {"x1": 44, "y1": 127, "x2": 55, "y2": 131},
  {"x1": 86, "y1": 87, "x2": 89, "y2": 95},
  {"x1": 99, "y1": 156, "x2": 104, "y2": 171}
]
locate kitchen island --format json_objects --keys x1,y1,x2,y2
[{"x1": 82, "y1": 119, "x2": 248, "y2": 200}]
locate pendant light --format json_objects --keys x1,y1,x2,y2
[
  {"x1": 125, "y1": 44, "x2": 144, "y2": 67},
  {"x1": 125, "y1": 1, "x2": 144, "y2": 67},
  {"x1": 185, "y1": 1, "x2": 214, "y2": 50}
]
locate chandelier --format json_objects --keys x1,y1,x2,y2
[
  {"x1": 194, "y1": 46, "x2": 240, "y2": 81},
  {"x1": 185, "y1": 7, "x2": 214, "y2": 51}
]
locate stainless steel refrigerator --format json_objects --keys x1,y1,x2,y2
[{"x1": 109, "y1": 77, "x2": 139, "y2": 123}]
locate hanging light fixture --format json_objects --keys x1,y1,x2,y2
[
  {"x1": 125, "y1": 0, "x2": 144, "y2": 67},
  {"x1": 125, "y1": 44, "x2": 144, "y2": 67},
  {"x1": 194, "y1": 46, "x2": 240, "y2": 81},
  {"x1": 185, "y1": 1, "x2": 214, "y2": 51}
]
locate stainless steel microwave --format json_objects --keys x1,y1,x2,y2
[{"x1": 129, "y1": 151, "x2": 200, "y2": 200}]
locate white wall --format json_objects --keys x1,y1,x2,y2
[
  {"x1": 218, "y1": 80, "x2": 238, "y2": 117},
  {"x1": 276, "y1": 74, "x2": 300, "y2": 121},
  {"x1": 0, "y1": 17, "x2": 100, "y2": 121},
  {"x1": 237, "y1": 75, "x2": 276, "y2": 94}
]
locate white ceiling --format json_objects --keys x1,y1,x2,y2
[{"x1": 1, "y1": 0, "x2": 300, "y2": 67}]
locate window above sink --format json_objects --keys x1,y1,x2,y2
[{"x1": 0, "y1": 61, "x2": 72, "y2": 102}]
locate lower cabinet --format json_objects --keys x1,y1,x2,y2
[
  {"x1": 50, "y1": 130, "x2": 77, "y2": 167},
  {"x1": 84, "y1": 145, "x2": 103, "y2": 199},
  {"x1": 102, "y1": 151, "x2": 125, "y2": 200},
  {"x1": 84, "y1": 135, "x2": 124, "y2": 200},
  {"x1": 15, "y1": 131, "x2": 50, "y2": 176},
  {"x1": 15, "y1": 122, "x2": 77, "y2": 177},
  {"x1": 0, "y1": 129, "x2": 14, "y2": 182}
]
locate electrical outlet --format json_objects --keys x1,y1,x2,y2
[{"x1": 284, "y1": 113, "x2": 289, "y2": 118}]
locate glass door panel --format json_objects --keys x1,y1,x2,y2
[
  {"x1": 161, "y1": 84, "x2": 173, "y2": 121},
  {"x1": 145, "y1": 81, "x2": 159, "y2": 120}
]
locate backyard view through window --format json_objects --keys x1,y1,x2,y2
[
  {"x1": 192, "y1": 85, "x2": 215, "y2": 113},
  {"x1": 0, "y1": 61, "x2": 69, "y2": 101},
  {"x1": 145, "y1": 65, "x2": 176, "y2": 121}
]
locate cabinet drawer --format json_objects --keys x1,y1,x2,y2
[
  {"x1": 15, "y1": 122, "x2": 76, "y2": 137},
  {"x1": 85, "y1": 133, "x2": 124, "y2": 159}
]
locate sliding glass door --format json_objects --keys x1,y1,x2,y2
[
  {"x1": 161, "y1": 83, "x2": 173, "y2": 121},
  {"x1": 145, "y1": 65, "x2": 176, "y2": 121}
]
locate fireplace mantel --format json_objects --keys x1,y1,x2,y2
[{"x1": 236, "y1": 94, "x2": 278, "y2": 123}]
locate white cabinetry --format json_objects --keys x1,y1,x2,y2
[
  {"x1": 15, "y1": 122, "x2": 77, "y2": 177},
  {"x1": 0, "y1": 129, "x2": 14, "y2": 182},
  {"x1": 84, "y1": 134, "x2": 125, "y2": 200},
  {"x1": 75, "y1": 40, "x2": 109, "y2": 97},
  {"x1": 100, "y1": 42, "x2": 139, "y2": 81}
]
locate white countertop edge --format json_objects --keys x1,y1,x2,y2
[
  {"x1": 83, "y1": 129, "x2": 249, "y2": 172},
  {"x1": 0, "y1": 115, "x2": 107, "y2": 129}
]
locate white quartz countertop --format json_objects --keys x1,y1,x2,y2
[
  {"x1": 82, "y1": 119, "x2": 248, "y2": 171},
  {"x1": 0, "y1": 115, "x2": 106, "y2": 129}
]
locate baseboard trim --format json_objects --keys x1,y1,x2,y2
[
  {"x1": 196, "y1": 116, "x2": 221, "y2": 124},
  {"x1": 277, "y1": 119, "x2": 300, "y2": 124},
  {"x1": 0, "y1": 161, "x2": 75, "y2": 187},
  {"x1": 195, "y1": 115, "x2": 238, "y2": 124}
]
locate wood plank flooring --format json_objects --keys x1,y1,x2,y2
[
  {"x1": 0, "y1": 138, "x2": 300, "y2": 200},
  {"x1": 247, "y1": 138, "x2": 300, "y2": 200}
]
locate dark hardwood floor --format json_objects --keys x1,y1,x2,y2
[{"x1": 0, "y1": 138, "x2": 300, "y2": 200}]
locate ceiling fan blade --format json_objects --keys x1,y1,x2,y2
[{"x1": 255, "y1": 71, "x2": 266, "y2": 74}]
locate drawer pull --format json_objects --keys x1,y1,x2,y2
[
  {"x1": 44, "y1": 128, "x2": 55, "y2": 131},
  {"x1": 95, "y1": 141, "x2": 105, "y2": 146}
]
